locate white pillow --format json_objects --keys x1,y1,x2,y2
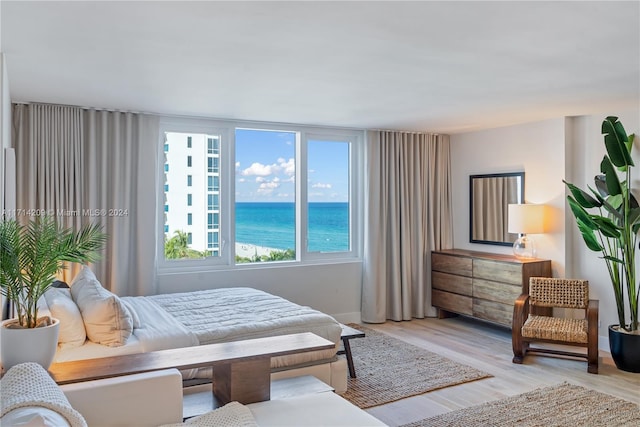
[
  {"x1": 70, "y1": 267, "x2": 132, "y2": 347},
  {"x1": 44, "y1": 288, "x2": 86, "y2": 349}
]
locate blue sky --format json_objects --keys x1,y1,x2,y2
[{"x1": 235, "y1": 129, "x2": 349, "y2": 203}]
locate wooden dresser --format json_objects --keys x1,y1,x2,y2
[{"x1": 431, "y1": 249, "x2": 551, "y2": 328}]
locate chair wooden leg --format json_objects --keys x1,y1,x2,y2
[{"x1": 587, "y1": 299, "x2": 599, "y2": 374}]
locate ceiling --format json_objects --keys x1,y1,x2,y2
[{"x1": 1, "y1": 1, "x2": 639, "y2": 134}]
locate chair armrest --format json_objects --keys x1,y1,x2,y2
[
  {"x1": 512, "y1": 293, "x2": 530, "y2": 331},
  {"x1": 61, "y1": 369, "x2": 183, "y2": 427}
]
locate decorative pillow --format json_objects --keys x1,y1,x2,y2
[
  {"x1": 44, "y1": 288, "x2": 87, "y2": 349},
  {"x1": 70, "y1": 267, "x2": 132, "y2": 347}
]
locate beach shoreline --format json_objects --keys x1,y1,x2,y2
[{"x1": 235, "y1": 242, "x2": 284, "y2": 258}]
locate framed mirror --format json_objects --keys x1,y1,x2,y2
[{"x1": 470, "y1": 172, "x2": 524, "y2": 246}]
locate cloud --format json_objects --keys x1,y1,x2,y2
[
  {"x1": 242, "y1": 162, "x2": 277, "y2": 176},
  {"x1": 278, "y1": 158, "x2": 295, "y2": 176},
  {"x1": 238, "y1": 178, "x2": 246, "y2": 183},
  {"x1": 259, "y1": 182, "x2": 280, "y2": 190},
  {"x1": 255, "y1": 176, "x2": 266, "y2": 183},
  {"x1": 312, "y1": 182, "x2": 332, "y2": 189}
]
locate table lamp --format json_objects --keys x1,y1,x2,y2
[{"x1": 508, "y1": 204, "x2": 545, "y2": 259}]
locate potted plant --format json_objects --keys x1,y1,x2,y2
[
  {"x1": 564, "y1": 116, "x2": 640, "y2": 373},
  {"x1": 0, "y1": 216, "x2": 105, "y2": 370}
]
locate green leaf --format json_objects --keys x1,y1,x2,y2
[
  {"x1": 600, "y1": 155, "x2": 622, "y2": 196},
  {"x1": 577, "y1": 219, "x2": 603, "y2": 252},
  {"x1": 594, "y1": 175, "x2": 608, "y2": 198},
  {"x1": 602, "y1": 116, "x2": 633, "y2": 169},
  {"x1": 563, "y1": 180, "x2": 601, "y2": 208},
  {"x1": 590, "y1": 216, "x2": 621, "y2": 238},
  {"x1": 567, "y1": 196, "x2": 598, "y2": 229}
]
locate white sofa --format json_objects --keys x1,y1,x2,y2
[{"x1": 1, "y1": 365, "x2": 386, "y2": 427}]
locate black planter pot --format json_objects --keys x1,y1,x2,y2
[{"x1": 608, "y1": 325, "x2": 640, "y2": 373}]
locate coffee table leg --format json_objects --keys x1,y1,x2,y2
[
  {"x1": 212, "y1": 358, "x2": 271, "y2": 405},
  {"x1": 343, "y1": 338, "x2": 357, "y2": 378}
]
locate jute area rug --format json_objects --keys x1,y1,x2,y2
[
  {"x1": 341, "y1": 324, "x2": 492, "y2": 409},
  {"x1": 400, "y1": 383, "x2": 640, "y2": 427}
]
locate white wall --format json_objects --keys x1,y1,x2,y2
[
  {"x1": 451, "y1": 117, "x2": 567, "y2": 276},
  {"x1": 450, "y1": 110, "x2": 640, "y2": 349},
  {"x1": 157, "y1": 261, "x2": 363, "y2": 323}
]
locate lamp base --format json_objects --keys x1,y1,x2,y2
[{"x1": 513, "y1": 235, "x2": 536, "y2": 259}]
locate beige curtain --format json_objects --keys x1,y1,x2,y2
[
  {"x1": 12, "y1": 103, "x2": 159, "y2": 296},
  {"x1": 362, "y1": 131, "x2": 453, "y2": 323}
]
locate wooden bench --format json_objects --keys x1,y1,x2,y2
[{"x1": 49, "y1": 332, "x2": 334, "y2": 406}]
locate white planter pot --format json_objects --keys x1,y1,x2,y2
[{"x1": 1, "y1": 317, "x2": 60, "y2": 371}]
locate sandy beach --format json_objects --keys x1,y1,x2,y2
[{"x1": 235, "y1": 242, "x2": 283, "y2": 258}]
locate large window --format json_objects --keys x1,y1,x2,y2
[
  {"x1": 235, "y1": 129, "x2": 296, "y2": 263},
  {"x1": 307, "y1": 139, "x2": 350, "y2": 253},
  {"x1": 158, "y1": 119, "x2": 361, "y2": 271},
  {"x1": 162, "y1": 128, "x2": 222, "y2": 262}
]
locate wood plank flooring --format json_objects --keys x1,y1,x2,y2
[{"x1": 361, "y1": 317, "x2": 640, "y2": 427}]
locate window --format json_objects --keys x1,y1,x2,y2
[
  {"x1": 162, "y1": 129, "x2": 224, "y2": 263},
  {"x1": 207, "y1": 212, "x2": 219, "y2": 229},
  {"x1": 164, "y1": 143, "x2": 169, "y2": 153},
  {"x1": 164, "y1": 164, "x2": 169, "y2": 172},
  {"x1": 208, "y1": 137, "x2": 219, "y2": 154},
  {"x1": 307, "y1": 140, "x2": 350, "y2": 253},
  {"x1": 235, "y1": 129, "x2": 296, "y2": 262},
  {"x1": 207, "y1": 157, "x2": 219, "y2": 173},
  {"x1": 158, "y1": 119, "x2": 361, "y2": 270},
  {"x1": 164, "y1": 204, "x2": 169, "y2": 212},
  {"x1": 207, "y1": 194, "x2": 219, "y2": 211}
]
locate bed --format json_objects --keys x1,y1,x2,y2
[{"x1": 40, "y1": 268, "x2": 347, "y2": 391}]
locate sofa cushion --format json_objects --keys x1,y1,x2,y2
[{"x1": 70, "y1": 267, "x2": 132, "y2": 347}]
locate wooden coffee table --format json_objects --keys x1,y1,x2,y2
[
  {"x1": 49, "y1": 332, "x2": 334, "y2": 407},
  {"x1": 337, "y1": 324, "x2": 365, "y2": 378}
]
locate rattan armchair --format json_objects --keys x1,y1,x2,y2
[{"x1": 512, "y1": 277, "x2": 599, "y2": 374}]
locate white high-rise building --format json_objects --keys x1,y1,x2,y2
[{"x1": 163, "y1": 132, "x2": 220, "y2": 257}]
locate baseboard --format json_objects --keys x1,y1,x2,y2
[
  {"x1": 332, "y1": 312, "x2": 361, "y2": 324},
  {"x1": 599, "y1": 334, "x2": 609, "y2": 353}
]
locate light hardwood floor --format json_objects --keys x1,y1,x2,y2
[{"x1": 361, "y1": 317, "x2": 640, "y2": 426}]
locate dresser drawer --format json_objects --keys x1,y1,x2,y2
[
  {"x1": 432, "y1": 290, "x2": 473, "y2": 315},
  {"x1": 432, "y1": 253, "x2": 472, "y2": 277},
  {"x1": 472, "y1": 298, "x2": 513, "y2": 327},
  {"x1": 433, "y1": 271, "x2": 472, "y2": 296},
  {"x1": 473, "y1": 259, "x2": 522, "y2": 285},
  {"x1": 473, "y1": 278, "x2": 521, "y2": 305}
]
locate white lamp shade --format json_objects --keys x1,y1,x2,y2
[{"x1": 508, "y1": 204, "x2": 545, "y2": 234}]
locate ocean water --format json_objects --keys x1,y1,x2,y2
[{"x1": 236, "y1": 202, "x2": 349, "y2": 252}]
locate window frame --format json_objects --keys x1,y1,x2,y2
[{"x1": 157, "y1": 117, "x2": 362, "y2": 274}]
